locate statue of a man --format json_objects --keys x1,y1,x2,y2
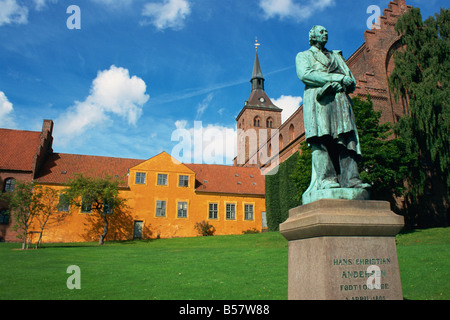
[{"x1": 296, "y1": 25, "x2": 370, "y2": 192}]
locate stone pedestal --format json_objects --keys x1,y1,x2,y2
[{"x1": 279, "y1": 199, "x2": 404, "y2": 300}]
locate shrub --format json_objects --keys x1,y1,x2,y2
[
  {"x1": 194, "y1": 220, "x2": 216, "y2": 236},
  {"x1": 242, "y1": 228, "x2": 260, "y2": 234}
]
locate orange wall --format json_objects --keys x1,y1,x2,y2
[{"x1": 34, "y1": 153, "x2": 265, "y2": 243}]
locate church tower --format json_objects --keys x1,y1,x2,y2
[{"x1": 235, "y1": 46, "x2": 282, "y2": 168}]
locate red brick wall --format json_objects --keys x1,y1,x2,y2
[{"x1": 0, "y1": 171, "x2": 34, "y2": 242}]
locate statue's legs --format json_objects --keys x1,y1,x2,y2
[
  {"x1": 310, "y1": 143, "x2": 340, "y2": 190},
  {"x1": 310, "y1": 136, "x2": 370, "y2": 190},
  {"x1": 338, "y1": 148, "x2": 364, "y2": 188}
]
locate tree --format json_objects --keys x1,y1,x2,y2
[
  {"x1": 388, "y1": 7, "x2": 449, "y2": 226},
  {"x1": 1, "y1": 181, "x2": 43, "y2": 249},
  {"x1": 33, "y1": 186, "x2": 70, "y2": 249},
  {"x1": 63, "y1": 174, "x2": 126, "y2": 245},
  {"x1": 353, "y1": 96, "x2": 413, "y2": 204}
]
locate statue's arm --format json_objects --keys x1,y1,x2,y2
[
  {"x1": 296, "y1": 52, "x2": 345, "y2": 87},
  {"x1": 333, "y1": 51, "x2": 356, "y2": 93}
]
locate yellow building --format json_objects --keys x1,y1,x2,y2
[{"x1": 30, "y1": 148, "x2": 265, "y2": 243}]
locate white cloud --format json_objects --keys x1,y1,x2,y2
[
  {"x1": 0, "y1": 91, "x2": 15, "y2": 127},
  {"x1": 0, "y1": 0, "x2": 28, "y2": 26},
  {"x1": 171, "y1": 120, "x2": 236, "y2": 165},
  {"x1": 91, "y1": 0, "x2": 134, "y2": 7},
  {"x1": 259, "y1": 0, "x2": 335, "y2": 21},
  {"x1": 271, "y1": 95, "x2": 302, "y2": 123},
  {"x1": 55, "y1": 65, "x2": 149, "y2": 145},
  {"x1": 33, "y1": 0, "x2": 58, "y2": 11},
  {"x1": 196, "y1": 93, "x2": 214, "y2": 119},
  {"x1": 141, "y1": 0, "x2": 191, "y2": 30}
]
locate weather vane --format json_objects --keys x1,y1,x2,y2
[{"x1": 255, "y1": 37, "x2": 261, "y2": 51}]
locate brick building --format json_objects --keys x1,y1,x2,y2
[
  {"x1": 235, "y1": 0, "x2": 412, "y2": 170},
  {"x1": 0, "y1": 120, "x2": 54, "y2": 241}
]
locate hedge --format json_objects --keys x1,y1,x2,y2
[{"x1": 265, "y1": 152, "x2": 300, "y2": 231}]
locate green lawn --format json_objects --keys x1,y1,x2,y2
[{"x1": 0, "y1": 228, "x2": 448, "y2": 300}]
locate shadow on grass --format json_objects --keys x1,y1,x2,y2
[{"x1": 398, "y1": 228, "x2": 418, "y2": 236}]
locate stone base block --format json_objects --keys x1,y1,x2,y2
[
  {"x1": 279, "y1": 199, "x2": 404, "y2": 300},
  {"x1": 302, "y1": 188, "x2": 370, "y2": 205}
]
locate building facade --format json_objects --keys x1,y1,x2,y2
[
  {"x1": 1, "y1": 122, "x2": 266, "y2": 243},
  {"x1": 0, "y1": 120, "x2": 54, "y2": 242}
]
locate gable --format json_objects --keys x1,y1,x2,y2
[{"x1": 130, "y1": 151, "x2": 194, "y2": 175}]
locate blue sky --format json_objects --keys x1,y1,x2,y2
[{"x1": 0, "y1": 0, "x2": 446, "y2": 164}]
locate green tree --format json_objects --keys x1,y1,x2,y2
[
  {"x1": 1, "y1": 181, "x2": 43, "y2": 249},
  {"x1": 388, "y1": 7, "x2": 449, "y2": 226},
  {"x1": 64, "y1": 174, "x2": 126, "y2": 245},
  {"x1": 33, "y1": 186, "x2": 70, "y2": 248},
  {"x1": 353, "y1": 97, "x2": 413, "y2": 212}
]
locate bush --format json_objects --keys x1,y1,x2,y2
[
  {"x1": 265, "y1": 152, "x2": 300, "y2": 231},
  {"x1": 194, "y1": 220, "x2": 216, "y2": 236},
  {"x1": 242, "y1": 228, "x2": 260, "y2": 234}
]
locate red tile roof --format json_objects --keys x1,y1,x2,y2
[
  {"x1": 35, "y1": 153, "x2": 144, "y2": 187},
  {"x1": 35, "y1": 153, "x2": 265, "y2": 195},
  {"x1": 0, "y1": 128, "x2": 42, "y2": 172},
  {"x1": 185, "y1": 163, "x2": 265, "y2": 195}
]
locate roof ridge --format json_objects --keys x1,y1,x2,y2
[{"x1": 51, "y1": 152, "x2": 145, "y2": 162}]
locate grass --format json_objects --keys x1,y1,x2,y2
[
  {"x1": 0, "y1": 228, "x2": 448, "y2": 300},
  {"x1": 396, "y1": 228, "x2": 450, "y2": 300}
]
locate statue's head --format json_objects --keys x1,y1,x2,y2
[{"x1": 309, "y1": 25, "x2": 328, "y2": 47}]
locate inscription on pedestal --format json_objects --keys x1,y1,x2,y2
[
  {"x1": 280, "y1": 200, "x2": 405, "y2": 300},
  {"x1": 332, "y1": 256, "x2": 393, "y2": 300}
]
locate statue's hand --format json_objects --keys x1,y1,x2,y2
[
  {"x1": 331, "y1": 82, "x2": 344, "y2": 93},
  {"x1": 342, "y1": 76, "x2": 354, "y2": 87}
]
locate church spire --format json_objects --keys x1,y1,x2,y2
[{"x1": 251, "y1": 39, "x2": 264, "y2": 91}]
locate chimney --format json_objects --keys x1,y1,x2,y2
[{"x1": 32, "y1": 119, "x2": 54, "y2": 179}]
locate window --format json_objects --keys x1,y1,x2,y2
[
  {"x1": 208, "y1": 203, "x2": 218, "y2": 220},
  {"x1": 177, "y1": 202, "x2": 188, "y2": 218},
  {"x1": 103, "y1": 199, "x2": 114, "y2": 215},
  {"x1": 157, "y1": 174, "x2": 168, "y2": 186},
  {"x1": 156, "y1": 200, "x2": 166, "y2": 217},
  {"x1": 244, "y1": 204, "x2": 254, "y2": 220},
  {"x1": 57, "y1": 194, "x2": 70, "y2": 212},
  {"x1": 3, "y1": 178, "x2": 15, "y2": 192},
  {"x1": 289, "y1": 124, "x2": 295, "y2": 141},
  {"x1": 253, "y1": 117, "x2": 261, "y2": 127},
  {"x1": 135, "y1": 172, "x2": 146, "y2": 185},
  {"x1": 178, "y1": 175, "x2": 189, "y2": 187},
  {"x1": 266, "y1": 117, "x2": 273, "y2": 128},
  {"x1": 226, "y1": 203, "x2": 236, "y2": 220},
  {"x1": 81, "y1": 197, "x2": 92, "y2": 213},
  {"x1": 0, "y1": 209, "x2": 9, "y2": 225}
]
